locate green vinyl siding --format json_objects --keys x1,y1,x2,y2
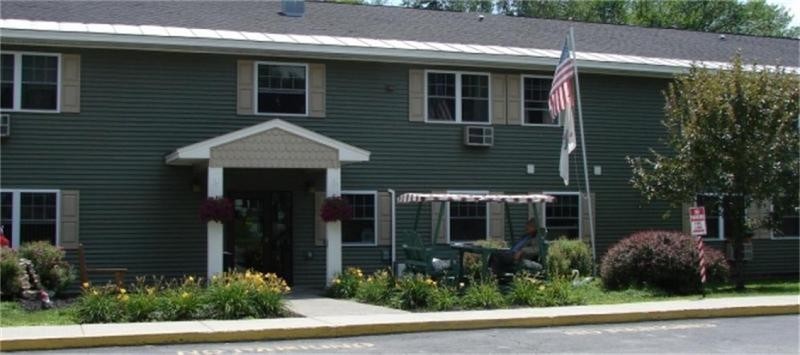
[{"x1": 1, "y1": 45, "x2": 796, "y2": 285}]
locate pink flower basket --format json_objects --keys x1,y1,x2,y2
[
  {"x1": 199, "y1": 197, "x2": 235, "y2": 223},
  {"x1": 319, "y1": 196, "x2": 353, "y2": 223}
]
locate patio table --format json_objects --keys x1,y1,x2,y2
[{"x1": 449, "y1": 242, "x2": 509, "y2": 281}]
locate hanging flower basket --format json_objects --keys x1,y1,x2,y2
[
  {"x1": 199, "y1": 197, "x2": 234, "y2": 223},
  {"x1": 320, "y1": 196, "x2": 353, "y2": 223}
]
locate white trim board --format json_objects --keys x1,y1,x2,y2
[
  {"x1": 2, "y1": 20, "x2": 796, "y2": 77},
  {"x1": 165, "y1": 118, "x2": 370, "y2": 165}
]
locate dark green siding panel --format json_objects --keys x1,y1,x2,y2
[{"x1": 1, "y1": 45, "x2": 796, "y2": 281}]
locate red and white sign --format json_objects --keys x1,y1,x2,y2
[{"x1": 689, "y1": 207, "x2": 707, "y2": 236}]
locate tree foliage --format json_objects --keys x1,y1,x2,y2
[
  {"x1": 627, "y1": 55, "x2": 799, "y2": 288},
  {"x1": 397, "y1": 0, "x2": 800, "y2": 37}
]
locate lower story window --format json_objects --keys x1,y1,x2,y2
[
  {"x1": 0, "y1": 190, "x2": 59, "y2": 247},
  {"x1": 545, "y1": 193, "x2": 580, "y2": 239},
  {"x1": 696, "y1": 194, "x2": 744, "y2": 240},
  {"x1": 773, "y1": 195, "x2": 799, "y2": 238},
  {"x1": 342, "y1": 192, "x2": 376, "y2": 245},
  {"x1": 449, "y1": 200, "x2": 487, "y2": 242}
]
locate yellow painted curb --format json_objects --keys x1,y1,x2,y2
[{"x1": 1, "y1": 304, "x2": 797, "y2": 352}]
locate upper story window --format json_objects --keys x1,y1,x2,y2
[
  {"x1": 773, "y1": 195, "x2": 799, "y2": 239},
  {"x1": 1, "y1": 52, "x2": 60, "y2": 112},
  {"x1": 545, "y1": 193, "x2": 580, "y2": 239},
  {"x1": 256, "y1": 62, "x2": 307, "y2": 116},
  {"x1": 523, "y1": 76, "x2": 557, "y2": 126},
  {"x1": 0, "y1": 190, "x2": 60, "y2": 248},
  {"x1": 342, "y1": 192, "x2": 377, "y2": 245},
  {"x1": 426, "y1": 71, "x2": 489, "y2": 124}
]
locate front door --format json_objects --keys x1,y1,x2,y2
[{"x1": 225, "y1": 192, "x2": 293, "y2": 284}]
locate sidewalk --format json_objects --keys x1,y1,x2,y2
[{"x1": 1, "y1": 295, "x2": 797, "y2": 351}]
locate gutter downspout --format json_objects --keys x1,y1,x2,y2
[{"x1": 388, "y1": 189, "x2": 396, "y2": 270}]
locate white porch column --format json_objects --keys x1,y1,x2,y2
[
  {"x1": 207, "y1": 167, "x2": 224, "y2": 280},
  {"x1": 325, "y1": 167, "x2": 342, "y2": 284}
]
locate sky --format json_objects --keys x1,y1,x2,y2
[{"x1": 767, "y1": 0, "x2": 800, "y2": 27}]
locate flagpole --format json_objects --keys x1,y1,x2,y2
[{"x1": 569, "y1": 27, "x2": 597, "y2": 275}]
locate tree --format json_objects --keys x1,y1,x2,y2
[
  {"x1": 402, "y1": 0, "x2": 494, "y2": 12},
  {"x1": 496, "y1": 0, "x2": 800, "y2": 37},
  {"x1": 627, "y1": 55, "x2": 799, "y2": 290}
]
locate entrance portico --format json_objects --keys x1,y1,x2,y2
[{"x1": 166, "y1": 119, "x2": 370, "y2": 284}]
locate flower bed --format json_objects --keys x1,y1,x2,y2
[
  {"x1": 74, "y1": 271, "x2": 290, "y2": 323},
  {"x1": 327, "y1": 267, "x2": 586, "y2": 311}
]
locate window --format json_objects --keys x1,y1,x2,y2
[
  {"x1": 256, "y1": 62, "x2": 307, "y2": 115},
  {"x1": 1, "y1": 52, "x2": 60, "y2": 111},
  {"x1": 0, "y1": 190, "x2": 60, "y2": 247},
  {"x1": 523, "y1": 76, "x2": 557, "y2": 126},
  {"x1": 545, "y1": 193, "x2": 580, "y2": 239},
  {"x1": 342, "y1": 192, "x2": 376, "y2": 245},
  {"x1": 773, "y1": 195, "x2": 799, "y2": 239},
  {"x1": 695, "y1": 194, "x2": 744, "y2": 240},
  {"x1": 447, "y1": 192, "x2": 488, "y2": 242},
  {"x1": 426, "y1": 71, "x2": 489, "y2": 123}
]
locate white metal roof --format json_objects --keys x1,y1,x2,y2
[
  {"x1": 3, "y1": 19, "x2": 795, "y2": 75},
  {"x1": 397, "y1": 193, "x2": 555, "y2": 204}
]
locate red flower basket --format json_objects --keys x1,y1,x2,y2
[
  {"x1": 199, "y1": 197, "x2": 234, "y2": 223},
  {"x1": 319, "y1": 196, "x2": 353, "y2": 223}
]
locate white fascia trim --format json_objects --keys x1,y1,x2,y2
[
  {"x1": 165, "y1": 119, "x2": 370, "y2": 165},
  {"x1": 2, "y1": 21, "x2": 796, "y2": 76}
]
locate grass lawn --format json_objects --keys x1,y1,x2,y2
[
  {"x1": 0, "y1": 302, "x2": 75, "y2": 327},
  {"x1": 576, "y1": 278, "x2": 800, "y2": 305}
]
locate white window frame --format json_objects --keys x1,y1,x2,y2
[
  {"x1": 0, "y1": 189, "x2": 61, "y2": 247},
  {"x1": 696, "y1": 193, "x2": 725, "y2": 240},
  {"x1": 0, "y1": 51, "x2": 62, "y2": 113},
  {"x1": 769, "y1": 201, "x2": 800, "y2": 240},
  {"x1": 341, "y1": 190, "x2": 378, "y2": 247},
  {"x1": 253, "y1": 61, "x2": 309, "y2": 117},
  {"x1": 543, "y1": 191, "x2": 581, "y2": 239},
  {"x1": 445, "y1": 189, "x2": 490, "y2": 243},
  {"x1": 424, "y1": 70, "x2": 492, "y2": 125},
  {"x1": 521, "y1": 74, "x2": 560, "y2": 128}
]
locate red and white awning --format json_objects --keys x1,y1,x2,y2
[{"x1": 397, "y1": 193, "x2": 555, "y2": 204}]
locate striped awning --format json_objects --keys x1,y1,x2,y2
[{"x1": 397, "y1": 193, "x2": 555, "y2": 204}]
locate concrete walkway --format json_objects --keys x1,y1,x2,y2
[
  {"x1": 285, "y1": 287, "x2": 407, "y2": 317},
  {"x1": 1, "y1": 295, "x2": 797, "y2": 351}
]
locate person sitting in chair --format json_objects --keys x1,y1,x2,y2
[{"x1": 489, "y1": 218, "x2": 543, "y2": 275}]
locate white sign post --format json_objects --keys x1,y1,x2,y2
[{"x1": 689, "y1": 207, "x2": 707, "y2": 236}]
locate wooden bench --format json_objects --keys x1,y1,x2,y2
[
  {"x1": 400, "y1": 230, "x2": 456, "y2": 278},
  {"x1": 64, "y1": 244, "x2": 128, "y2": 287}
]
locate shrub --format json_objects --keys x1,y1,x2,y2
[
  {"x1": 391, "y1": 273, "x2": 437, "y2": 310},
  {"x1": 600, "y1": 230, "x2": 729, "y2": 294},
  {"x1": 428, "y1": 285, "x2": 459, "y2": 311},
  {"x1": 203, "y1": 271, "x2": 289, "y2": 319},
  {"x1": 460, "y1": 277, "x2": 506, "y2": 309},
  {"x1": 355, "y1": 269, "x2": 393, "y2": 305},
  {"x1": 0, "y1": 247, "x2": 22, "y2": 298},
  {"x1": 546, "y1": 238, "x2": 592, "y2": 278},
  {"x1": 73, "y1": 285, "x2": 128, "y2": 323},
  {"x1": 19, "y1": 241, "x2": 75, "y2": 295},
  {"x1": 326, "y1": 267, "x2": 364, "y2": 299},
  {"x1": 507, "y1": 273, "x2": 583, "y2": 307}
]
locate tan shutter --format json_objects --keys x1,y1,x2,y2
[
  {"x1": 681, "y1": 202, "x2": 691, "y2": 234},
  {"x1": 378, "y1": 191, "x2": 392, "y2": 246},
  {"x1": 579, "y1": 192, "x2": 596, "y2": 242},
  {"x1": 314, "y1": 192, "x2": 326, "y2": 246},
  {"x1": 409, "y1": 69, "x2": 425, "y2": 122},
  {"x1": 489, "y1": 191, "x2": 505, "y2": 242},
  {"x1": 431, "y1": 190, "x2": 447, "y2": 244},
  {"x1": 237, "y1": 60, "x2": 254, "y2": 115},
  {"x1": 506, "y1": 74, "x2": 521, "y2": 125},
  {"x1": 491, "y1": 74, "x2": 507, "y2": 125},
  {"x1": 308, "y1": 63, "x2": 326, "y2": 118},
  {"x1": 60, "y1": 190, "x2": 79, "y2": 248},
  {"x1": 60, "y1": 54, "x2": 81, "y2": 113},
  {"x1": 748, "y1": 200, "x2": 771, "y2": 239}
]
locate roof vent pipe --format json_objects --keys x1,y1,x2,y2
[{"x1": 281, "y1": 0, "x2": 305, "y2": 17}]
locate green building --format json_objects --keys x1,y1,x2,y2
[{"x1": 1, "y1": 1, "x2": 797, "y2": 287}]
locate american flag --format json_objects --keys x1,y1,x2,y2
[{"x1": 548, "y1": 39, "x2": 575, "y2": 119}]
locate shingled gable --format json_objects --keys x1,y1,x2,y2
[{"x1": 1, "y1": 1, "x2": 797, "y2": 73}]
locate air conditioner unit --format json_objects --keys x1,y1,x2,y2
[
  {"x1": 0, "y1": 114, "x2": 9, "y2": 138},
  {"x1": 464, "y1": 126, "x2": 493, "y2": 147}
]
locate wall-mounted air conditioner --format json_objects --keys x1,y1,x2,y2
[
  {"x1": 0, "y1": 114, "x2": 9, "y2": 138},
  {"x1": 464, "y1": 126, "x2": 493, "y2": 147}
]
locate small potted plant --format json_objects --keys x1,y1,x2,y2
[
  {"x1": 319, "y1": 196, "x2": 353, "y2": 223},
  {"x1": 199, "y1": 197, "x2": 234, "y2": 223}
]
